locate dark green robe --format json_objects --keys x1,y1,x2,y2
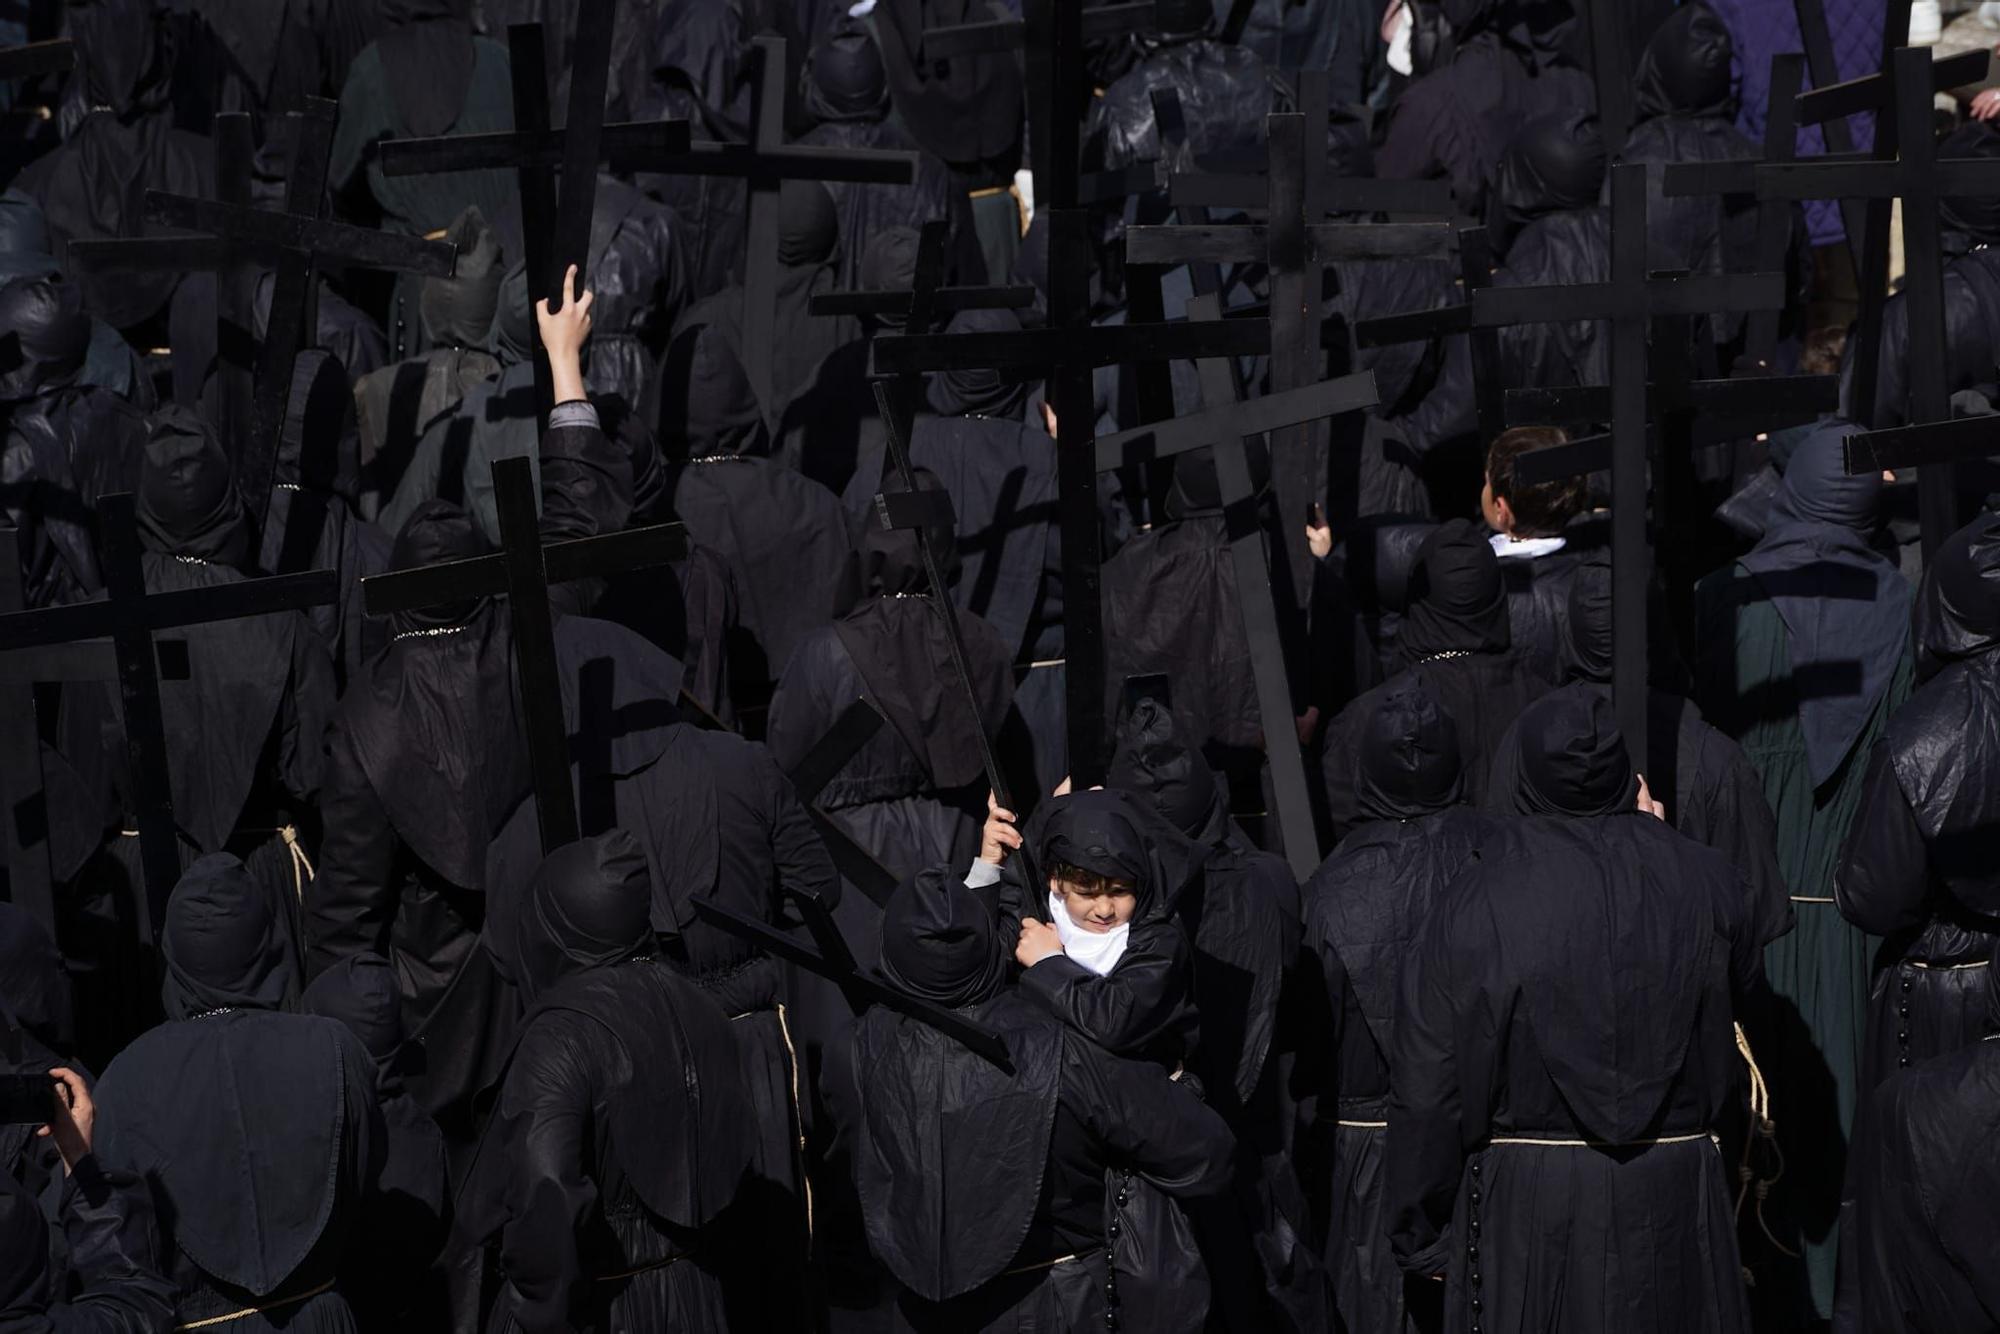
[{"x1": 1696, "y1": 561, "x2": 1913, "y2": 1328}]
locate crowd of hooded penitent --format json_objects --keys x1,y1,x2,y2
[{"x1": 4, "y1": 0, "x2": 2000, "y2": 1332}]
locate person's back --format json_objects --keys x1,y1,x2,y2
[
  {"x1": 1320, "y1": 518, "x2": 1553, "y2": 834},
  {"x1": 328, "y1": 6, "x2": 514, "y2": 240},
  {"x1": 1487, "y1": 112, "x2": 1613, "y2": 392},
  {"x1": 1300, "y1": 679, "x2": 1482, "y2": 1334},
  {"x1": 1376, "y1": 0, "x2": 1592, "y2": 223},
  {"x1": 94, "y1": 856, "x2": 382, "y2": 1332},
  {"x1": 1616, "y1": 5, "x2": 1762, "y2": 344},
  {"x1": 1837, "y1": 512, "x2": 2000, "y2": 1084},
  {"x1": 1086, "y1": 1, "x2": 1286, "y2": 177},
  {"x1": 1387, "y1": 688, "x2": 1757, "y2": 1334},
  {"x1": 838, "y1": 866, "x2": 1234, "y2": 1332},
  {"x1": 1848, "y1": 122, "x2": 2000, "y2": 430},
  {"x1": 1847, "y1": 950, "x2": 2000, "y2": 1333},
  {"x1": 300, "y1": 954, "x2": 447, "y2": 1332}
]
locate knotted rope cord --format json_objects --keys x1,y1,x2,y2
[{"x1": 1735, "y1": 1020, "x2": 1799, "y2": 1277}]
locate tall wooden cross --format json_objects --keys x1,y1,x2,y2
[
  {"x1": 67, "y1": 101, "x2": 457, "y2": 529},
  {"x1": 358, "y1": 457, "x2": 688, "y2": 855},
  {"x1": 1470, "y1": 165, "x2": 1788, "y2": 771},
  {"x1": 1666, "y1": 46, "x2": 2000, "y2": 552},
  {"x1": 0, "y1": 508, "x2": 337, "y2": 940},
  {"x1": 1094, "y1": 295, "x2": 1380, "y2": 875},
  {"x1": 1128, "y1": 110, "x2": 1453, "y2": 592},
  {"x1": 380, "y1": 19, "x2": 915, "y2": 430},
  {"x1": 869, "y1": 3, "x2": 1274, "y2": 784},
  {"x1": 377, "y1": 15, "x2": 690, "y2": 425},
  {"x1": 0, "y1": 37, "x2": 70, "y2": 82}
]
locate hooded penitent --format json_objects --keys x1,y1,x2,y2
[
  {"x1": 341, "y1": 501, "x2": 530, "y2": 892},
  {"x1": 0, "y1": 273, "x2": 90, "y2": 403},
  {"x1": 1030, "y1": 788, "x2": 1205, "y2": 923},
  {"x1": 96, "y1": 854, "x2": 355, "y2": 1301},
  {"x1": 1356, "y1": 675, "x2": 1466, "y2": 822},
  {"x1": 874, "y1": 0, "x2": 1024, "y2": 173},
  {"x1": 1509, "y1": 684, "x2": 1639, "y2": 818},
  {"x1": 1912, "y1": 510, "x2": 2000, "y2": 680},
  {"x1": 925, "y1": 308, "x2": 1030, "y2": 420},
  {"x1": 853, "y1": 866, "x2": 1063, "y2": 1302},
  {"x1": 419, "y1": 205, "x2": 504, "y2": 348},
  {"x1": 1397, "y1": 517, "x2": 1512, "y2": 663},
  {"x1": 802, "y1": 19, "x2": 891, "y2": 124},
  {"x1": 1485, "y1": 109, "x2": 1606, "y2": 258},
  {"x1": 301, "y1": 951, "x2": 408, "y2": 1080},
  {"x1": 1940, "y1": 121, "x2": 2000, "y2": 247},
  {"x1": 1632, "y1": 3, "x2": 1734, "y2": 123},
  {"x1": 374, "y1": 0, "x2": 477, "y2": 139},
  {"x1": 833, "y1": 469, "x2": 1015, "y2": 789},
  {"x1": 1739, "y1": 421, "x2": 1911, "y2": 785},
  {"x1": 465, "y1": 827, "x2": 752, "y2": 1233},
  {"x1": 508, "y1": 830, "x2": 654, "y2": 1007},
  {"x1": 135, "y1": 405, "x2": 256, "y2": 571},
  {"x1": 159, "y1": 852, "x2": 302, "y2": 1019},
  {"x1": 1108, "y1": 698, "x2": 1227, "y2": 843}
]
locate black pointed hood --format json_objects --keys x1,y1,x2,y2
[{"x1": 1510, "y1": 684, "x2": 1638, "y2": 818}]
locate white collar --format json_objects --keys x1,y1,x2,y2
[
  {"x1": 1048, "y1": 891, "x2": 1131, "y2": 976},
  {"x1": 1489, "y1": 532, "x2": 1567, "y2": 560}
]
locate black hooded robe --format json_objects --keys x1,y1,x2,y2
[
  {"x1": 1298, "y1": 679, "x2": 1485, "y2": 1334},
  {"x1": 301, "y1": 953, "x2": 450, "y2": 1332},
  {"x1": 1386, "y1": 692, "x2": 1759, "y2": 1334},
  {"x1": 832, "y1": 866, "x2": 1236, "y2": 1333},
  {"x1": 0, "y1": 1155, "x2": 177, "y2": 1334},
  {"x1": 457, "y1": 834, "x2": 755, "y2": 1334},
  {"x1": 1833, "y1": 513, "x2": 2000, "y2": 1090},
  {"x1": 1846, "y1": 1012, "x2": 2000, "y2": 1332},
  {"x1": 1319, "y1": 518, "x2": 1553, "y2": 837},
  {"x1": 92, "y1": 856, "x2": 384, "y2": 1333}
]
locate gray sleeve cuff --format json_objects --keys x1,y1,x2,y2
[
  {"x1": 548, "y1": 399, "x2": 599, "y2": 432},
  {"x1": 964, "y1": 858, "x2": 1003, "y2": 890}
]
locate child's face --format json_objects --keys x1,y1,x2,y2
[{"x1": 1050, "y1": 875, "x2": 1138, "y2": 933}]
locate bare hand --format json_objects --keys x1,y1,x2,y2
[
  {"x1": 981, "y1": 791, "x2": 1023, "y2": 866},
  {"x1": 1294, "y1": 705, "x2": 1321, "y2": 748},
  {"x1": 1052, "y1": 775, "x2": 1072, "y2": 798},
  {"x1": 35, "y1": 1068, "x2": 93, "y2": 1174},
  {"x1": 1635, "y1": 773, "x2": 1667, "y2": 822},
  {"x1": 1039, "y1": 400, "x2": 1058, "y2": 440},
  {"x1": 1305, "y1": 502, "x2": 1332, "y2": 559},
  {"x1": 1973, "y1": 88, "x2": 2000, "y2": 121},
  {"x1": 1016, "y1": 918, "x2": 1064, "y2": 968},
  {"x1": 536, "y1": 264, "x2": 595, "y2": 403}
]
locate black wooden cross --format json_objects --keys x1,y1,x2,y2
[
  {"x1": 378, "y1": 15, "x2": 689, "y2": 424},
  {"x1": 1126, "y1": 109, "x2": 1454, "y2": 580},
  {"x1": 68, "y1": 102, "x2": 457, "y2": 528},
  {"x1": 869, "y1": 2, "x2": 1274, "y2": 784},
  {"x1": 867, "y1": 222, "x2": 1043, "y2": 895},
  {"x1": 1666, "y1": 46, "x2": 2000, "y2": 552},
  {"x1": 1165, "y1": 70, "x2": 1456, "y2": 220},
  {"x1": 0, "y1": 37, "x2": 70, "y2": 81},
  {"x1": 381, "y1": 26, "x2": 913, "y2": 430},
  {"x1": 1469, "y1": 165, "x2": 1788, "y2": 771},
  {"x1": 0, "y1": 508, "x2": 336, "y2": 940},
  {"x1": 1095, "y1": 294, "x2": 1380, "y2": 876},
  {"x1": 359, "y1": 458, "x2": 688, "y2": 855}
]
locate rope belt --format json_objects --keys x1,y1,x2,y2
[
  {"x1": 1487, "y1": 1132, "x2": 1714, "y2": 1148},
  {"x1": 1002, "y1": 1246, "x2": 1100, "y2": 1278},
  {"x1": 174, "y1": 1280, "x2": 334, "y2": 1329},
  {"x1": 1907, "y1": 959, "x2": 1990, "y2": 970},
  {"x1": 1734, "y1": 1022, "x2": 1799, "y2": 1264},
  {"x1": 595, "y1": 1251, "x2": 691, "y2": 1283},
  {"x1": 729, "y1": 1005, "x2": 815, "y2": 1244},
  {"x1": 280, "y1": 824, "x2": 315, "y2": 902},
  {"x1": 1336, "y1": 1120, "x2": 1388, "y2": 1129},
  {"x1": 1789, "y1": 895, "x2": 1836, "y2": 904}
]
